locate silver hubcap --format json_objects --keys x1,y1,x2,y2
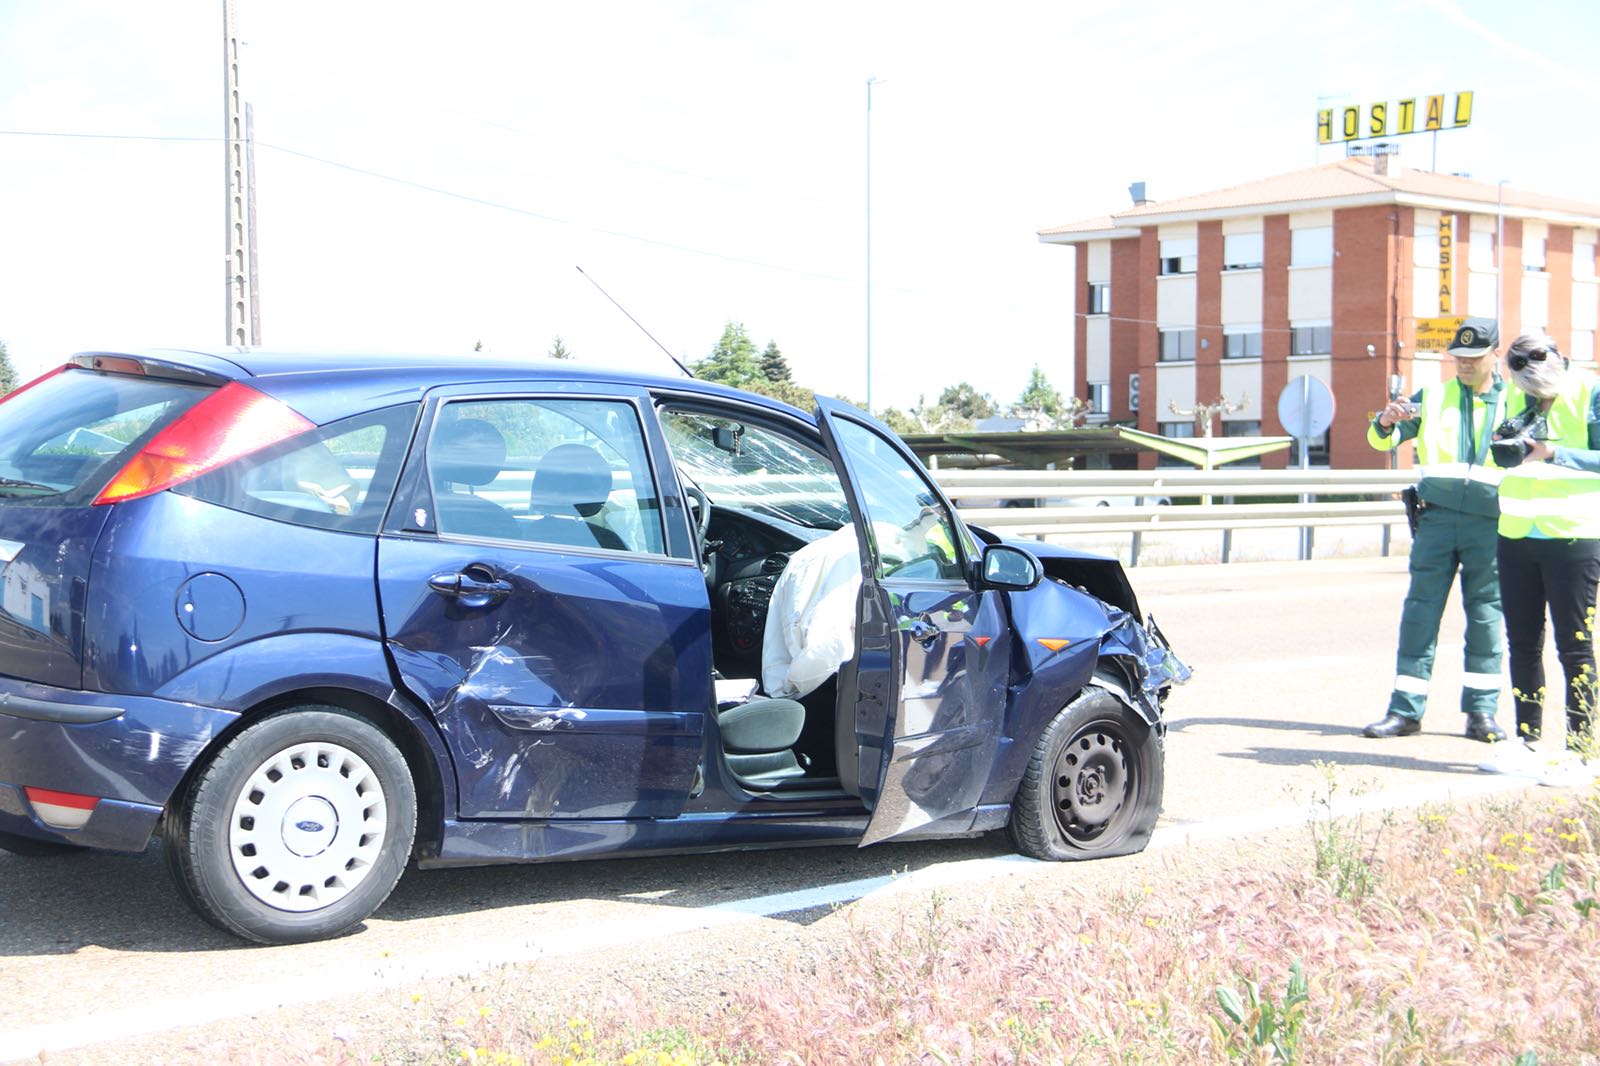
[{"x1": 228, "y1": 741, "x2": 387, "y2": 913}]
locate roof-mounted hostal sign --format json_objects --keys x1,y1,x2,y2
[{"x1": 1317, "y1": 92, "x2": 1473, "y2": 144}]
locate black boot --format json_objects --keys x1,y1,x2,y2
[
  {"x1": 1464, "y1": 713, "x2": 1507, "y2": 743},
  {"x1": 1362, "y1": 712, "x2": 1421, "y2": 738}
]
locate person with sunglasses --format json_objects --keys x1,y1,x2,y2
[
  {"x1": 1482, "y1": 332, "x2": 1600, "y2": 774},
  {"x1": 1364, "y1": 318, "x2": 1518, "y2": 742}
]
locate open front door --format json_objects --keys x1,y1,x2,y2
[{"x1": 815, "y1": 398, "x2": 1012, "y2": 846}]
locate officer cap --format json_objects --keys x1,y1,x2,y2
[{"x1": 1447, "y1": 318, "x2": 1498, "y2": 357}]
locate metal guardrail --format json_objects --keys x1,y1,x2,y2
[{"x1": 933, "y1": 468, "x2": 1416, "y2": 564}]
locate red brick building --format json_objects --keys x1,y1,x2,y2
[{"x1": 1039, "y1": 157, "x2": 1600, "y2": 469}]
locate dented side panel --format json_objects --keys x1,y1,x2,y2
[{"x1": 377, "y1": 537, "x2": 712, "y2": 820}]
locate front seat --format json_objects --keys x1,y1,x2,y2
[
  {"x1": 718, "y1": 697, "x2": 807, "y2": 789},
  {"x1": 430, "y1": 418, "x2": 523, "y2": 540},
  {"x1": 527, "y1": 443, "x2": 626, "y2": 550}
]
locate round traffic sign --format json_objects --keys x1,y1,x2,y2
[{"x1": 1276, "y1": 375, "x2": 1335, "y2": 440}]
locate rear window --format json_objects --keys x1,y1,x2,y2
[
  {"x1": 0, "y1": 368, "x2": 208, "y2": 505},
  {"x1": 176, "y1": 404, "x2": 418, "y2": 534}
]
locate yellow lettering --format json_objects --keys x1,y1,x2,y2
[
  {"x1": 1369, "y1": 102, "x2": 1388, "y2": 136},
  {"x1": 1438, "y1": 217, "x2": 1454, "y2": 313},
  {"x1": 1397, "y1": 98, "x2": 1416, "y2": 134},
  {"x1": 1453, "y1": 91, "x2": 1473, "y2": 127},
  {"x1": 1317, "y1": 109, "x2": 1333, "y2": 144},
  {"x1": 1343, "y1": 106, "x2": 1360, "y2": 140},
  {"x1": 1425, "y1": 95, "x2": 1445, "y2": 130}
]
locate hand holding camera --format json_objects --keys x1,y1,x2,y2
[
  {"x1": 1378, "y1": 399, "x2": 1420, "y2": 429},
  {"x1": 1490, "y1": 409, "x2": 1550, "y2": 467}
]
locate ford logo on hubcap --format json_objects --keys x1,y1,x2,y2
[{"x1": 295, "y1": 819, "x2": 325, "y2": 833}]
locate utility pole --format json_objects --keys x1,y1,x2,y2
[
  {"x1": 222, "y1": 0, "x2": 255, "y2": 346},
  {"x1": 865, "y1": 77, "x2": 879, "y2": 415},
  {"x1": 244, "y1": 101, "x2": 260, "y2": 342}
]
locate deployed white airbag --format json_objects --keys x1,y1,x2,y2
[{"x1": 761, "y1": 524, "x2": 863, "y2": 699}]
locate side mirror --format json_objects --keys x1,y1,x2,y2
[{"x1": 979, "y1": 543, "x2": 1042, "y2": 591}]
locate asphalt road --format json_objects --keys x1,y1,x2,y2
[{"x1": 0, "y1": 554, "x2": 1563, "y2": 1060}]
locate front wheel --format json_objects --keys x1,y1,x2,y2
[
  {"x1": 163, "y1": 707, "x2": 417, "y2": 945},
  {"x1": 1008, "y1": 687, "x2": 1163, "y2": 860}
]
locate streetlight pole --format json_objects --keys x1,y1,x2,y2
[
  {"x1": 1496, "y1": 179, "x2": 1507, "y2": 328},
  {"x1": 866, "y1": 76, "x2": 879, "y2": 415}
]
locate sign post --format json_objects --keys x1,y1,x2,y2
[{"x1": 1277, "y1": 376, "x2": 1337, "y2": 560}]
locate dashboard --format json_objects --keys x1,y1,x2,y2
[{"x1": 705, "y1": 508, "x2": 830, "y2": 673}]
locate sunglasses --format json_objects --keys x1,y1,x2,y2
[{"x1": 1508, "y1": 349, "x2": 1551, "y2": 372}]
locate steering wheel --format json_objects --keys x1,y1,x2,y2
[{"x1": 684, "y1": 484, "x2": 713, "y2": 558}]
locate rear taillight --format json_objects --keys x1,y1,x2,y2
[
  {"x1": 24, "y1": 786, "x2": 99, "y2": 830},
  {"x1": 0, "y1": 364, "x2": 68, "y2": 407},
  {"x1": 93, "y1": 381, "x2": 315, "y2": 505}
]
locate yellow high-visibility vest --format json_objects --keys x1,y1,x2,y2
[
  {"x1": 1368, "y1": 377, "x2": 1517, "y2": 516},
  {"x1": 1498, "y1": 378, "x2": 1600, "y2": 539}
]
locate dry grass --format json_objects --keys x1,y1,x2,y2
[{"x1": 164, "y1": 782, "x2": 1600, "y2": 1065}]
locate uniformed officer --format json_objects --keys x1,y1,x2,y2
[{"x1": 1363, "y1": 318, "x2": 1518, "y2": 741}]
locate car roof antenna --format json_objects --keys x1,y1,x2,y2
[{"x1": 575, "y1": 265, "x2": 694, "y2": 378}]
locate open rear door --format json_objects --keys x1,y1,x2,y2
[{"x1": 815, "y1": 398, "x2": 1012, "y2": 846}]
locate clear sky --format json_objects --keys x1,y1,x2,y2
[{"x1": 2, "y1": 0, "x2": 1597, "y2": 413}]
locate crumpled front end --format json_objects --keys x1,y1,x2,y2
[{"x1": 1093, "y1": 608, "x2": 1192, "y2": 726}]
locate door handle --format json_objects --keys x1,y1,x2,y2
[
  {"x1": 428, "y1": 568, "x2": 513, "y2": 605},
  {"x1": 908, "y1": 620, "x2": 941, "y2": 646}
]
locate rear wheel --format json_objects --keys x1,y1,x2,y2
[
  {"x1": 163, "y1": 706, "x2": 417, "y2": 944},
  {"x1": 1008, "y1": 687, "x2": 1163, "y2": 860}
]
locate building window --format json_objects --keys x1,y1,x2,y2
[
  {"x1": 1223, "y1": 419, "x2": 1262, "y2": 467},
  {"x1": 1089, "y1": 383, "x2": 1109, "y2": 414},
  {"x1": 1159, "y1": 329, "x2": 1196, "y2": 362},
  {"x1": 1412, "y1": 224, "x2": 1438, "y2": 267},
  {"x1": 1575, "y1": 241, "x2": 1597, "y2": 280},
  {"x1": 1127, "y1": 373, "x2": 1141, "y2": 412},
  {"x1": 1290, "y1": 324, "x2": 1332, "y2": 356},
  {"x1": 1290, "y1": 430, "x2": 1330, "y2": 467},
  {"x1": 1224, "y1": 330, "x2": 1262, "y2": 359},
  {"x1": 1571, "y1": 330, "x2": 1594, "y2": 364},
  {"x1": 1469, "y1": 229, "x2": 1495, "y2": 271},
  {"x1": 1087, "y1": 282, "x2": 1110, "y2": 315},
  {"x1": 1159, "y1": 238, "x2": 1197, "y2": 276},
  {"x1": 1157, "y1": 421, "x2": 1195, "y2": 467},
  {"x1": 1290, "y1": 226, "x2": 1332, "y2": 267},
  {"x1": 1223, "y1": 233, "x2": 1263, "y2": 271},
  {"x1": 1524, "y1": 235, "x2": 1547, "y2": 272}
]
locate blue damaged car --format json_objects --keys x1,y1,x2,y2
[{"x1": 0, "y1": 350, "x2": 1187, "y2": 943}]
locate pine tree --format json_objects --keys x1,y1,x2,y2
[
  {"x1": 548, "y1": 336, "x2": 573, "y2": 360},
  {"x1": 1012, "y1": 365, "x2": 1064, "y2": 423},
  {"x1": 694, "y1": 322, "x2": 762, "y2": 388},
  {"x1": 0, "y1": 339, "x2": 16, "y2": 396},
  {"x1": 759, "y1": 340, "x2": 792, "y2": 383}
]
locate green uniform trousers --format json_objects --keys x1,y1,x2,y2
[{"x1": 1388, "y1": 504, "x2": 1504, "y2": 719}]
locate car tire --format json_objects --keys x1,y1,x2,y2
[
  {"x1": 1008, "y1": 686, "x2": 1163, "y2": 861},
  {"x1": 0, "y1": 829, "x2": 86, "y2": 857},
  {"x1": 163, "y1": 706, "x2": 417, "y2": 945}
]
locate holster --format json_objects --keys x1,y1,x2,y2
[{"x1": 1401, "y1": 486, "x2": 1423, "y2": 535}]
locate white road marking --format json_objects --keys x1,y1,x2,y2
[{"x1": 0, "y1": 772, "x2": 1542, "y2": 1063}]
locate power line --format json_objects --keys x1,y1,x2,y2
[{"x1": 0, "y1": 126, "x2": 878, "y2": 289}]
